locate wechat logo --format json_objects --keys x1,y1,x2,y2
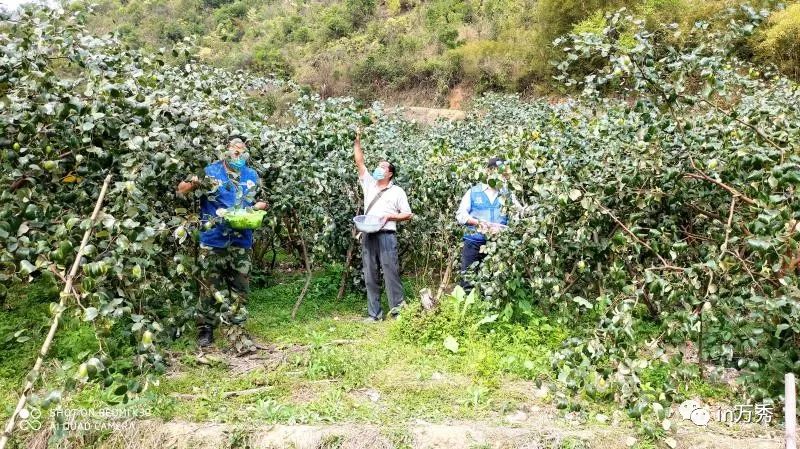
[
  {"x1": 678, "y1": 400, "x2": 711, "y2": 426},
  {"x1": 18, "y1": 408, "x2": 42, "y2": 431}
]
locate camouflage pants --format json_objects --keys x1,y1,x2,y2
[{"x1": 196, "y1": 245, "x2": 251, "y2": 330}]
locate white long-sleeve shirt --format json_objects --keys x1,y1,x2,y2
[{"x1": 456, "y1": 184, "x2": 520, "y2": 225}]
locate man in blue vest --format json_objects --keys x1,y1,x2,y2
[
  {"x1": 177, "y1": 136, "x2": 267, "y2": 354},
  {"x1": 455, "y1": 157, "x2": 515, "y2": 293}
]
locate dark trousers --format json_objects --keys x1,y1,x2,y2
[
  {"x1": 196, "y1": 246, "x2": 251, "y2": 329},
  {"x1": 460, "y1": 239, "x2": 486, "y2": 293},
  {"x1": 362, "y1": 231, "x2": 405, "y2": 319}
]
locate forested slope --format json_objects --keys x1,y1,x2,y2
[{"x1": 82, "y1": 0, "x2": 800, "y2": 105}]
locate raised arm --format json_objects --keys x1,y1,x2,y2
[{"x1": 354, "y1": 129, "x2": 367, "y2": 177}]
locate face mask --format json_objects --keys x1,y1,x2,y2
[
  {"x1": 372, "y1": 167, "x2": 385, "y2": 181},
  {"x1": 229, "y1": 157, "x2": 246, "y2": 171}
]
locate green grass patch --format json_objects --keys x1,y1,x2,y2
[
  {"x1": 391, "y1": 290, "x2": 569, "y2": 383},
  {"x1": 0, "y1": 270, "x2": 740, "y2": 436},
  {"x1": 104, "y1": 273, "x2": 563, "y2": 425},
  {"x1": 0, "y1": 278, "x2": 100, "y2": 418}
]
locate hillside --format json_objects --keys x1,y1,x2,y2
[{"x1": 82, "y1": 0, "x2": 799, "y2": 106}]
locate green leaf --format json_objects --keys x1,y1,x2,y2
[
  {"x1": 83, "y1": 307, "x2": 99, "y2": 322},
  {"x1": 443, "y1": 335, "x2": 459, "y2": 353},
  {"x1": 775, "y1": 324, "x2": 790, "y2": 338},
  {"x1": 746, "y1": 238, "x2": 771, "y2": 251},
  {"x1": 476, "y1": 314, "x2": 499, "y2": 326},
  {"x1": 572, "y1": 296, "x2": 593, "y2": 309},
  {"x1": 19, "y1": 260, "x2": 36, "y2": 275}
]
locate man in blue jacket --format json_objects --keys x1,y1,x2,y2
[
  {"x1": 455, "y1": 157, "x2": 516, "y2": 293},
  {"x1": 178, "y1": 136, "x2": 267, "y2": 354}
]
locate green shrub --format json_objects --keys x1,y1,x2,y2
[
  {"x1": 351, "y1": 49, "x2": 412, "y2": 88},
  {"x1": 202, "y1": 0, "x2": 233, "y2": 8},
  {"x1": 344, "y1": 0, "x2": 376, "y2": 25},
  {"x1": 410, "y1": 54, "x2": 463, "y2": 94},
  {"x1": 160, "y1": 22, "x2": 185, "y2": 42},
  {"x1": 451, "y1": 40, "x2": 519, "y2": 92},
  {"x1": 275, "y1": 15, "x2": 310, "y2": 44},
  {"x1": 536, "y1": 0, "x2": 629, "y2": 41},
  {"x1": 321, "y1": 5, "x2": 354, "y2": 40},
  {"x1": 572, "y1": 10, "x2": 606, "y2": 35},
  {"x1": 214, "y1": 0, "x2": 248, "y2": 21},
  {"x1": 425, "y1": 0, "x2": 472, "y2": 28},
  {"x1": 572, "y1": 9, "x2": 638, "y2": 49},
  {"x1": 251, "y1": 44, "x2": 293, "y2": 77}
]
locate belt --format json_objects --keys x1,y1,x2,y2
[{"x1": 376, "y1": 230, "x2": 396, "y2": 234}]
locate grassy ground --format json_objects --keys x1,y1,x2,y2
[
  {"x1": 1, "y1": 271, "x2": 757, "y2": 449},
  {"x1": 0, "y1": 279, "x2": 100, "y2": 411},
  {"x1": 63, "y1": 271, "x2": 568, "y2": 426}
]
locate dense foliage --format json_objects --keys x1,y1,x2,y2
[
  {"x1": 481, "y1": 6, "x2": 800, "y2": 431},
  {"x1": 78, "y1": 0, "x2": 794, "y2": 103},
  {"x1": 0, "y1": 5, "x2": 284, "y2": 394},
  {"x1": 2, "y1": 2, "x2": 800, "y2": 442}
]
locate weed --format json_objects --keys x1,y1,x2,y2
[
  {"x1": 226, "y1": 425, "x2": 253, "y2": 449},
  {"x1": 317, "y1": 434, "x2": 344, "y2": 449},
  {"x1": 556, "y1": 437, "x2": 591, "y2": 449},
  {"x1": 382, "y1": 426, "x2": 413, "y2": 449}
]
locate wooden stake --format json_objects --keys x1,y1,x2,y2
[
  {"x1": 337, "y1": 228, "x2": 357, "y2": 301},
  {"x1": 435, "y1": 249, "x2": 455, "y2": 300},
  {"x1": 0, "y1": 175, "x2": 112, "y2": 449},
  {"x1": 786, "y1": 373, "x2": 796, "y2": 449},
  {"x1": 291, "y1": 213, "x2": 312, "y2": 320}
]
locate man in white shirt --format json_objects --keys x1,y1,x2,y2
[
  {"x1": 354, "y1": 129, "x2": 413, "y2": 321},
  {"x1": 455, "y1": 157, "x2": 516, "y2": 293}
]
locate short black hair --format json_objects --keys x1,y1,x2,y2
[
  {"x1": 228, "y1": 135, "x2": 247, "y2": 146},
  {"x1": 486, "y1": 157, "x2": 505, "y2": 169},
  {"x1": 387, "y1": 162, "x2": 397, "y2": 179}
]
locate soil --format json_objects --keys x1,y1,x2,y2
[
  {"x1": 47, "y1": 416, "x2": 782, "y2": 449},
  {"x1": 396, "y1": 106, "x2": 466, "y2": 125}
]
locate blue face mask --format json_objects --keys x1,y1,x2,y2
[
  {"x1": 229, "y1": 157, "x2": 246, "y2": 171},
  {"x1": 372, "y1": 167, "x2": 385, "y2": 181}
]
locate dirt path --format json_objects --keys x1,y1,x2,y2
[
  {"x1": 397, "y1": 106, "x2": 466, "y2": 124},
  {"x1": 46, "y1": 416, "x2": 782, "y2": 449},
  {"x1": 122, "y1": 323, "x2": 782, "y2": 449}
]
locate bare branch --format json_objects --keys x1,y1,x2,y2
[
  {"x1": 1, "y1": 175, "x2": 112, "y2": 449},
  {"x1": 684, "y1": 167, "x2": 756, "y2": 206},
  {"x1": 598, "y1": 203, "x2": 682, "y2": 271}
]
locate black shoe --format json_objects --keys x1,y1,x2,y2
[{"x1": 197, "y1": 326, "x2": 214, "y2": 348}]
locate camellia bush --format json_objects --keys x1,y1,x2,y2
[
  {"x1": 0, "y1": 5, "x2": 289, "y2": 399},
  {"x1": 0, "y1": 5, "x2": 472, "y2": 417},
  {"x1": 2, "y1": 2, "x2": 800, "y2": 442},
  {"x1": 468, "y1": 5, "x2": 800, "y2": 432}
]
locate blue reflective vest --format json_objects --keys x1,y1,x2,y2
[
  {"x1": 464, "y1": 184, "x2": 509, "y2": 243},
  {"x1": 199, "y1": 161, "x2": 260, "y2": 249}
]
